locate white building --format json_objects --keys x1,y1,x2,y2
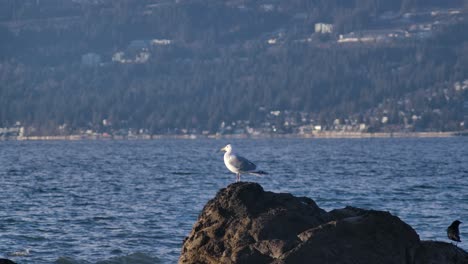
[
  {"x1": 315, "y1": 23, "x2": 334, "y2": 34},
  {"x1": 135, "y1": 52, "x2": 150, "y2": 63},
  {"x1": 151, "y1": 39, "x2": 172, "y2": 45},
  {"x1": 112, "y1": 52, "x2": 125, "y2": 63}
]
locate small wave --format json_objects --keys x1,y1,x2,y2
[
  {"x1": 95, "y1": 253, "x2": 161, "y2": 264},
  {"x1": 7, "y1": 169, "x2": 21, "y2": 175},
  {"x1": 55, "y1": 253, "x2": 160, "y2": 264},
  {"x1": 8, "y1": 248, "x2": 30, "y2": 257},
  {"x1": 410, "y1": 184, "x2": 435, "y2": 190},
  {"x1": 54, "y1": 257, "x2": 88, "y2": 264},
  {"x1": 92, "y1": 216, "x2": 116, "y2": 221},
  {"x1": 171, "y1": 172, "x2": 193, "y2": 175}
]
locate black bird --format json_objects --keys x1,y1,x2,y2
[{"x1": 447, "y1": 220, "x2": 462, "y2": 244}]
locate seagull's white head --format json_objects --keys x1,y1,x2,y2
[{"x1": 220, "y1": 144, "x2": 232, "y2": 153}]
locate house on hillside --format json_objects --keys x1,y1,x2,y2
[
  {"x1": 111, "y1": 39, "x2": 154, "y2": 64},
  {"x1": 151, "y1": 39, "x2": 172, "y2": 45},
  {"x1": 267, "y1": 38, "x2": 277, "y2": 44},
  {"x1": 315, "y1": 23, "x2": 334, "y2": 34},
  {"x1": 135, "y1": 52, "x2": 150, "y2": 63},
  {"x1": 112, "y1": 52, "x2": 125, "y2": 63}
]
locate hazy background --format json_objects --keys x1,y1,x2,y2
[{"x1": 0, "y1": 0, "x2": 468, "y2": 137}]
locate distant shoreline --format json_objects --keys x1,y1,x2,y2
[{"x1": 2, "y1": 131, "x2": 465, "y2": 141}]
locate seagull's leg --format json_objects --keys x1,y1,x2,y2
[{"x1": 236, "y1": 173, "x2": 240, "y2": 182}]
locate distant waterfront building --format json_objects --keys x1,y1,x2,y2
[
  {"x1": 81, "y1": 53, "x2": 101, "y2": 66},
  {"x1": 338, "y1": 30, "x2": 408, "y2": 43},
  {"x1": 315, "y1": 23, "x2": 334, "y2": 34},
  {"x1": 338, "y1": 33, "x2": 360, "y2": 43},
  {"x1": 0, "y1": 127, "x2": 22, "y2": 138},
  {"x1": 359, "y1": 123, "x2": 367, "y2": 131}
]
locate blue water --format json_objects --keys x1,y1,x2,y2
[{"x1": 0, "y1": 138, "x2": 467, "y2": 263}]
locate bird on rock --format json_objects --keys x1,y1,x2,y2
[
  {"x1": 220, "y1": 144, "x2": 267, "y2": 182},
  {"x1": 447, "y1": 220, "x2": 462, "y2": 245}
]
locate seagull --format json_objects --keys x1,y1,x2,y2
[
  {"x1": 220, "y1": 144, "x2": 267, "y2": 182},
  {"x1": 447, "y1": 220, "x2": 462, "y2": 245}
]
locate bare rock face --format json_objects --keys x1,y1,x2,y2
[{"x1": 179, "y1": 182, "x2": 468, "y2": 264}]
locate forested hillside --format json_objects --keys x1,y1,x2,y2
[{"x1": 1, "y1": 0, "x2": 467, "y2": 136}]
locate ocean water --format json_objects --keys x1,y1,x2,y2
[{"x1": 0, "y1": 138, "x2": 467, "y2": 263}]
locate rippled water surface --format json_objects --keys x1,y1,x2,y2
[{"x1": 0, "y1": 138, "x2": 467, "y2": 263}]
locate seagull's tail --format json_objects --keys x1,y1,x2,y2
[{"x1": 248, "y1": 170, "x2": 268, "y2": 176}]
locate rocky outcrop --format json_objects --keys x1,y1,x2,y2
[
  {"x1": 414, "y1": 241, "x2": 468, "y2": 264},
  {"x1": 0, "y1": 259, "x2": 17, "y2": 264},
  {"x1": 179, "y1": 182, "x2": 468, "y2": 264}
]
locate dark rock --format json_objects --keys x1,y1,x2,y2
[
  {"x1": 179, "y1": 182, "x2": 468, "y2": 264},
  {"x1": 414, "y1": 241, "x2": 468, "y2": 264},
  {"x1": 279, "y1": 210, "x2": 419, "y2": 264},
  {"x1": 0, "y1": 259, "x2": 17, "y2": 264}
]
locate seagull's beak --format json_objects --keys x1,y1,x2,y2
[{"x1": 220, "y1": 146, "x2": 226, "y2": 152}]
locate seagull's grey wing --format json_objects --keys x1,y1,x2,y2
[{"x1": 229, "y1": 154, "x2": 257, "y2": 172}]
